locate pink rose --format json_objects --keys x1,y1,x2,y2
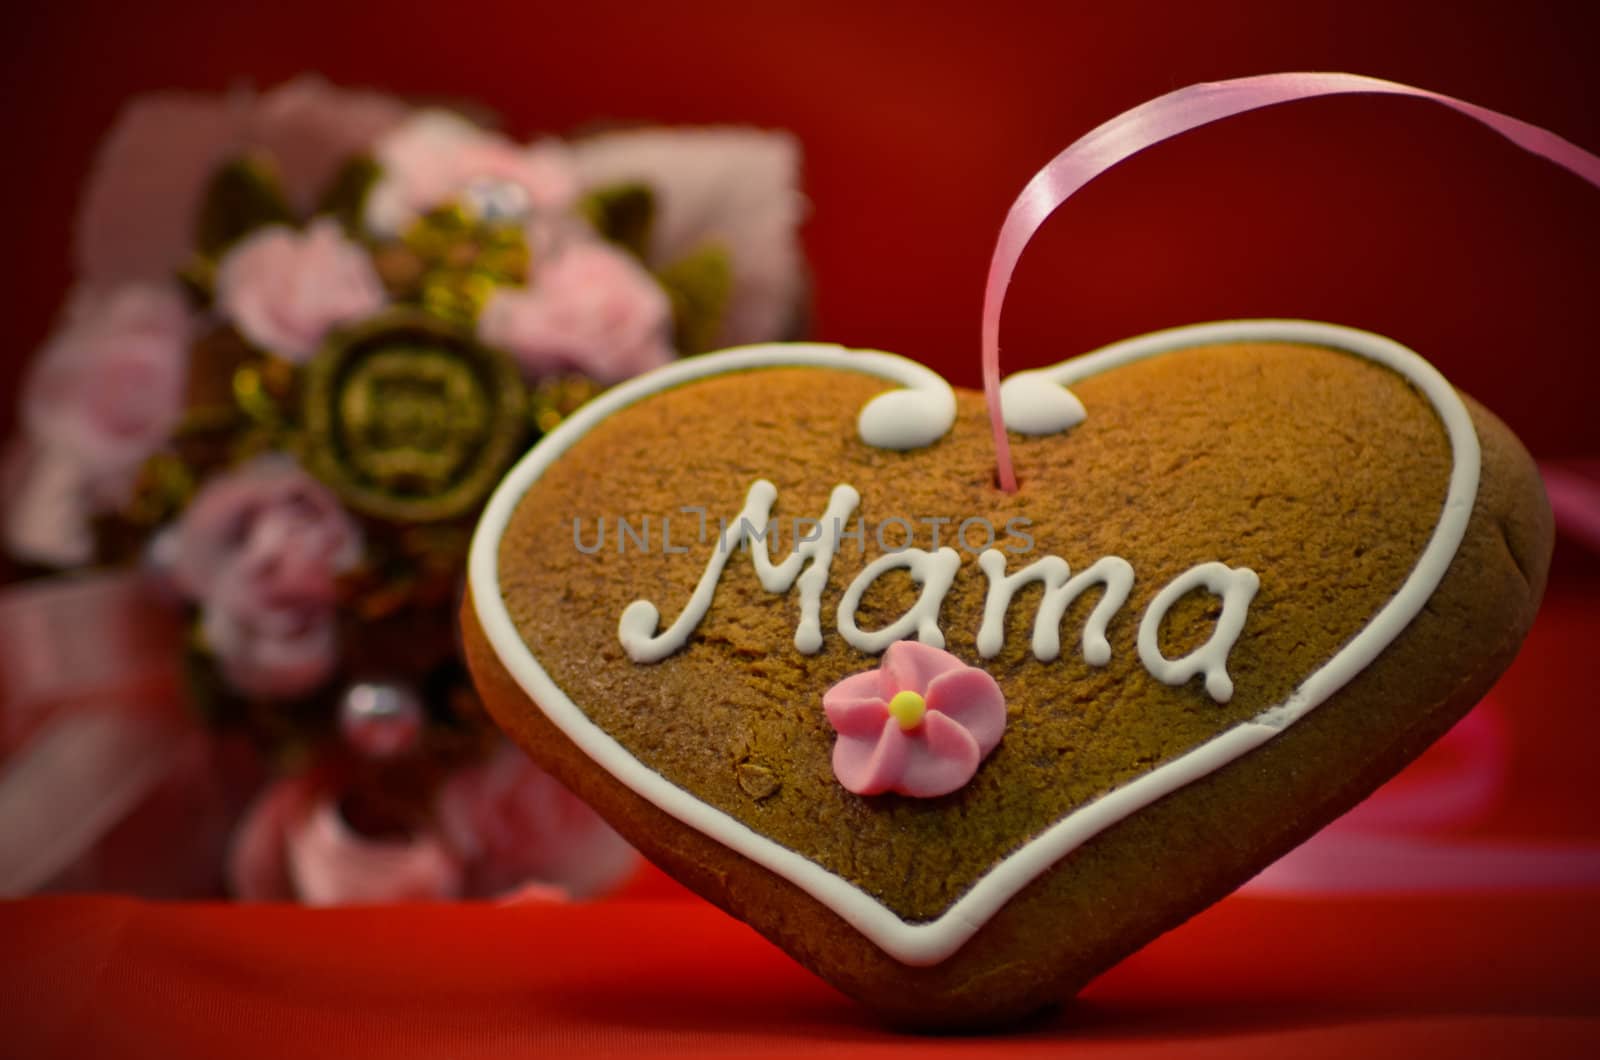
[
  {"x1": 364, "y1": 110, "x2": 579, "y2": 235},
  {"x1": 201, "y1": 566, "x2": 341, "y2": 700},
  {"x1": 3, "y1": 284, "x2": 193, "y2": 566},
  {"x1": 23, "y1": 285, "x2": 192, "y2": 474},
  {"x1": 173, "y1": 456, "x2": 361, "y2": 699},
  {"x1": 571, "y1": 128, "x2": 806, "y2": 346},
  {"x1": 172, "y1": 455, "x2": 359, "y2": 597},
  {"x1": 824, "y1": 641, "x2": 1007, "y2": 798},
  {"x1": 214, "y1": 219, "x2": 386, "y2": 362},
  {"x1": 436, "y1": 742, "x2": 638, "y2": 898},
  {"x1": 477, "y1": 240, "x2": 674, "y2": 383}
]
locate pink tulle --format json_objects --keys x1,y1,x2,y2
[
  {"x1": 77, "y1": 77, "x2": 407, "y2": 286},
  {"x1": 570, "y1": 127, "x2": 806, "y2": 347},
  {"x1": 229, "y1": 774, "x2": 465, "y2": 904}
]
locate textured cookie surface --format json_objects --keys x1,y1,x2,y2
[{"x1": 465, "y1": 332, "x2": 1550, "y2": 1028}]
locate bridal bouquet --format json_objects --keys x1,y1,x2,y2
[{"x1": 0, "y1": 77, "x2": 807, "y2": 902}]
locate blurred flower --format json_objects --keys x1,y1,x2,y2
[
  {"x1": 228, "y1": 743, "x2": 635, "y2": 904},
  {"x1": 2, "y1": 284, "x2": 193, "y2": 566},
  {"x1": 299, "y1": 309, "x2": 529, "y2": 523},
  {"x1": 201, "y1": 568, "x2": 342, "y2": 700},
  {"x1": 230, "y1": 774, "x2": 464, "y2": 904},
  {"x1": 571, "y1": 127, "x2": 806, "y2": 346},
  {"x1": 173, "y1": 456, "x2": 360, "y2": 698},
  {"x1": 365, "y1": 110, "x2": 579, "y2": 236},
  {"x1": 77, "y1": 77, "x2": 407, "y2": 286},
  {"x1": 436, "y1": 741, "x2": 638, "y2": 898},
  {"x1": 7, "y1": 78, "x2": 811, "y2": 911},
  {"x1": 172, "y1": 454, "x2": 359, "y2": 596},
  {"x1": 22, "y1": 285, "x2": 193, "y2": 477},
  {"x1": 247, "y1": 76, "x2": 409, "y2": 215},
  {"x1": 478, "y1": 240, "x2": 674, "y2": 383},
  {"x1": 215, "y1": 219, "x2": 387, "y2": 362}
]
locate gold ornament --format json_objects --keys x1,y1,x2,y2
[{"x1": 301, "y1": 310, "x2": 527, "y2": 523}]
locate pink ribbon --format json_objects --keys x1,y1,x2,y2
[
  {"x1": 0, "y1": 570, "x2": 182, "y2": 751},
  {"x1": 0, "y1": 570, "x2": 192, "y2": 895},
  {"x1": 982, "y1": 72, "x2": 1600, "y2": 491},
  {"x1": 978, "y1": 76, "x2": 1600, "y2": 890},
  {"x1": 1544, "y1": 460, "x2": 1600, "y2": 553}
]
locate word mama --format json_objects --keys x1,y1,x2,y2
[
  {"x1": 572, "y1": 512, "x2": 1035, "y2": 556},
  {"x1": 615, "y1": 480, "x2": 1259, "y2": 704}
]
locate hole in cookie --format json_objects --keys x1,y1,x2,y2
[{"x1": 992, "y1": 468, "x2": 1020, "y2": 491}]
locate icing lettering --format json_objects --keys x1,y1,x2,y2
[
  {"x1": 837, "y1": 547, "x2": 963, "y2": 652},
  {"x1": 618, "y1": 479, "x2": 860, "y2": 661},
  {"x1": 1136, "y1": 561, "x2": 1260, "y2": 704},
  {"x1": 976, "y1": 551, "x2": 1135, "y2": 665},
  {"x1": 618, "y1": 480, "x2": 1257, "y2": 703}
]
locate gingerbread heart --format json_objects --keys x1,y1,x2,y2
[{"x1": 463, "y1": 319, "x2": 1550, "y2": 1029}]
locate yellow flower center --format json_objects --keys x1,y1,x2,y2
[{"x1": 887, "y1": 690, "x2": 927, "y2": 731}]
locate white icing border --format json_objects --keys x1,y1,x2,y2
[{"x1": 469, "y1": 321, "x2": 1480, "y2": 965}]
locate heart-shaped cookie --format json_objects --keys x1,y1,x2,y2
[{"x1": 463, "y1": 319, "x2": 1550, "y2": 1029}]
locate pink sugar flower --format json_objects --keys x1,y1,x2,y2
[
  {"x1": 214, "y1": 218, "x2": 386, "y2": 362},
  {"x1": 823, "y1": 641, "x2": 1007, "y2": 798}
]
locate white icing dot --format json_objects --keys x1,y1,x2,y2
[
  {"x1": 857, "y1": 385, "x2": 958, "y2": 450},
  {"x1": 999, "y1": 370, "x2": 1087, "y2": 435}
]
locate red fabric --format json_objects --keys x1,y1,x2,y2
[
  {"x1": 3, "y1": 567, "x2": 1597, "y2": 1056},
  {"x1": 1, "y1": 2, "x2": 1597, "y2": 455},
  {"x1": 3, "y1": 892, "x2": 1597, "y2": 1059}
]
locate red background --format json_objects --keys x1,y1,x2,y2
[
  {"x1": 2, "y1": 2, "x2": 1599, "y2": 1055},
  {"x1": 2, "y1": 0, "x2": 1598, "y2": 454}
]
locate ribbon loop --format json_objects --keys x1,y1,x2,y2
[{"x1": 982, "y1": 72, "x2": 1600, "y2": 491}]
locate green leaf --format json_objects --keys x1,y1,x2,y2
[
  {"x1": 578, "y1": 182, "x2": 655, "y2": 260},
  {"x1": 195, "y1": 155, "x2": 294, "y2": 258},
  {"x1": 656, "y1": 241, "x2": 733, "y2": 355},
  {"x1": 317, "y1": 155, "x2": 382, "y2": 235}
]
